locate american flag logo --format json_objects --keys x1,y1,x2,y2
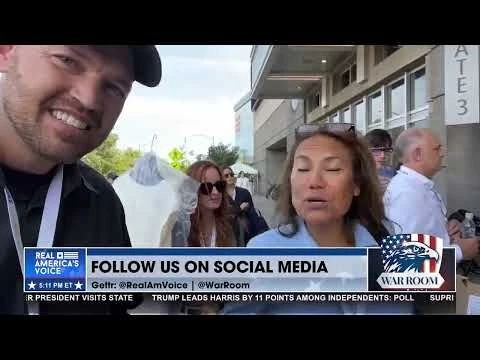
[
  {"x1": 380, "y1": 234, "x2": 443, "y2": 274},
  {"x1": 57, "y1": 251, "x2": 79, "y2": 260}
]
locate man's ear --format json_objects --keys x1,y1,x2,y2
[
  {"x1": 0, "y1": 46, "x2": 15, "y2": 72},
  {"x1": 412, "y1": 146, "x2": 421, "y2": 162}
]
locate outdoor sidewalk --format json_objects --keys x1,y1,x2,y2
[{"x1": 252, "y1": 193, "x2": 278, "y2": 229}]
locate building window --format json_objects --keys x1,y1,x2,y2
[
  {"x1": 375, "y1": 45, "x2": 402, "y2": 65},
  {"x1": 368, "y1": 91, "x2": 382, "y2": 125},
  {"x1": 341, "y1": 70, "x2": 350, "y2": 88},
  {"x1": 334, "y1": 61, "x2": 357, "y2": 93},
  {"x1": 353, "y1": 100, "x2": 366, "y2": 133},
  {"x1": 342, "y1": 107, "x2": 351, "y2": 123},
  {"x1": 331, "y1": 113, "x2": 339, "y2": 123},
  {"x1": 351, "y1": 64, "x2": 357, "y2": 83},
  {"x1": 386, "y1": 78, "x2": 405, "y2": 118},
  {"x1": 409, "y1": 67, "x2": 426, "y2": 111},
  {"x1": 307, "y1": 89, "x2": 321, "y2": 113}
]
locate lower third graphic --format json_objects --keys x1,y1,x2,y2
[{"x1": 24, "y1": 248, "x2": 87, "y2": 292}]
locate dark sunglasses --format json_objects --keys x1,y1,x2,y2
[
  {"x1": 223, "y1": 172, "x2": 235, "y2": 178},
  {"x1": 199, "y1": 180, "x2": 227, "y2": 195},
  {"x1": 295, "y1": 122, "x2": 356, "y2": 140}
]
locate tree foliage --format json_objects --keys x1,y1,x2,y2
[
  {"x1": 82, "y1": 133, "x2": 142, "y2": 176},
  {"x1": 206, "y1": 143, "x2": 240, "y2": 168},
  {"x1": 196, "y1": 153, "x2": 207, "y2": 162},
  {"x1": 167, "y1": 147, "x2": 190, "y2": 172}
]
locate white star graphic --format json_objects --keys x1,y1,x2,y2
[
  {"x1": 74, "y1": 281, "x2": 83, "y2": 290},
  {"x1": 28, "y1": 281, "x2": 36, "y2": 290}
]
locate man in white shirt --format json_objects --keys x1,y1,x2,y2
[{"x1": 384, "y1": 128, "x2": 479, "y2": 263}]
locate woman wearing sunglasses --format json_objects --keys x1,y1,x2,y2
[
  {"x1": 223, "y1": 123, "x2": 412, "y2": 315},
  {"x1": 170, "y1": 160, "x2": 243, "y2": 314},
  {"x1": 180, "y1": 160, "x2": 241, "y2": 248}
]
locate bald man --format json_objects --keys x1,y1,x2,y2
[{"x1": 384, "y1": 128, "x2": 479, "y2": 263}]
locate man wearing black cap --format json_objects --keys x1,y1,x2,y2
[{"x1": 0, "y1": 45, "x2": 161, "y2": 315}]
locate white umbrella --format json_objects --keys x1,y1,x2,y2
[{"x1": 231, "y1": 162, "x2": 258, "y2": 175}]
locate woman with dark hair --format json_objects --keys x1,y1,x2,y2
[
  {"x1": 274, "y1": 124, "x2": 389, "y2": 244},
  {"x1": 224, "y1": 123, "x2": 411, "y2": 315},
  {"x1": 222, "y1": 166, "x2": 266, "y2": 243},
  {"x1": 365, "y1": 129, "x2": 397, "y2": 193}
]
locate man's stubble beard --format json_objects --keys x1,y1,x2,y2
[
  {"x1": 1, "y1": 70, "x2": 91, "y2": 165},
  {"x1": 3, "y1": 77, "x2": 69, "y2": 164}
]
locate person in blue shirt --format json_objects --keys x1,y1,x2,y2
[{"x1": 223, "y1": 123, "x2": 412, "y2": 315}]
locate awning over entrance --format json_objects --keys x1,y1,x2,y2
[{"x1": 251, "y1": 45, "x2": 356, "y2": 100}]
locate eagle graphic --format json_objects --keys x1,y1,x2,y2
[{"x1": 383, "y1": 241, "x2": 439, "y2": 273}]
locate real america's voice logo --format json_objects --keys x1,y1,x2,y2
[
  {"x1": 24, "y1": 248, "x2": 86, "y2": 292},
  {"x1": 376, "y1": 234, "x2": 444, "y2": 290}
]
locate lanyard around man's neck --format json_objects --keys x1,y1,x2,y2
[{"x1": 1, "y1": 164, "x2": 64, "y2": 315}]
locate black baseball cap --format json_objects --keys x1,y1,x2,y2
[{"x1": 130, "y1": 45, "x2": 162, "y2": 87}]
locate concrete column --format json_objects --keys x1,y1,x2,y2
[
  {"x1": 253, "y1": 134, "x2": 267, "y2": 195},
  {"x1": 321, "y1": 77, "x2": 328, "y2": 108},
  {"x1": 368, "y1": 45, "x2": 377, "y2": 72},
  {"x1": 427, "y1": 45, "x2": 480, "y2": 215},
  {"x1": 425, "y1": 46, "x2": 448, "y2": 204},
  {"x1": 356, "y1": 45, "x2": 367, "y2": 83}
]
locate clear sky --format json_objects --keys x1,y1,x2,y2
[{"x1": 113, "y1": 45, "x2": 252, "y2": 160}]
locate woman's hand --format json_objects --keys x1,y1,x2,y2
[{"x1": 240, "y1": 202, "x2": 250, "y2": 211}]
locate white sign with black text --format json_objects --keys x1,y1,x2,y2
[{"x1": 444, "y1": 45, "x2": 479, "y2": 125}]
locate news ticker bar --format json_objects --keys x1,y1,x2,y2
[
  {"x1": 24, "y1": 292, "x2": 456, "y2": 304},
  {"x1": 24, "y1": 247, "x2": 456, "y2": 293}
]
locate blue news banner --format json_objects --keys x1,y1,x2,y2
[{"x1": 24, "y1": 244, "x2": 456, "y2": 304}]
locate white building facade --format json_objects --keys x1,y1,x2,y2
[{"x1": 250, "y1": 45, "x2": 480, "y2": 216}]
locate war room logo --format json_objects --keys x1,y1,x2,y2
[{"x1": 376, "y1": 234, "x2": 444, "y2": 290}]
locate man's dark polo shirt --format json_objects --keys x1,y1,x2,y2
[{"x1": 0, "y1": 160, "x2": 138, "y2": 315}]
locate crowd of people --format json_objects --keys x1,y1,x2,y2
[{"x1": 0, "y1": 45, "x2": 478, "y2": 315}]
